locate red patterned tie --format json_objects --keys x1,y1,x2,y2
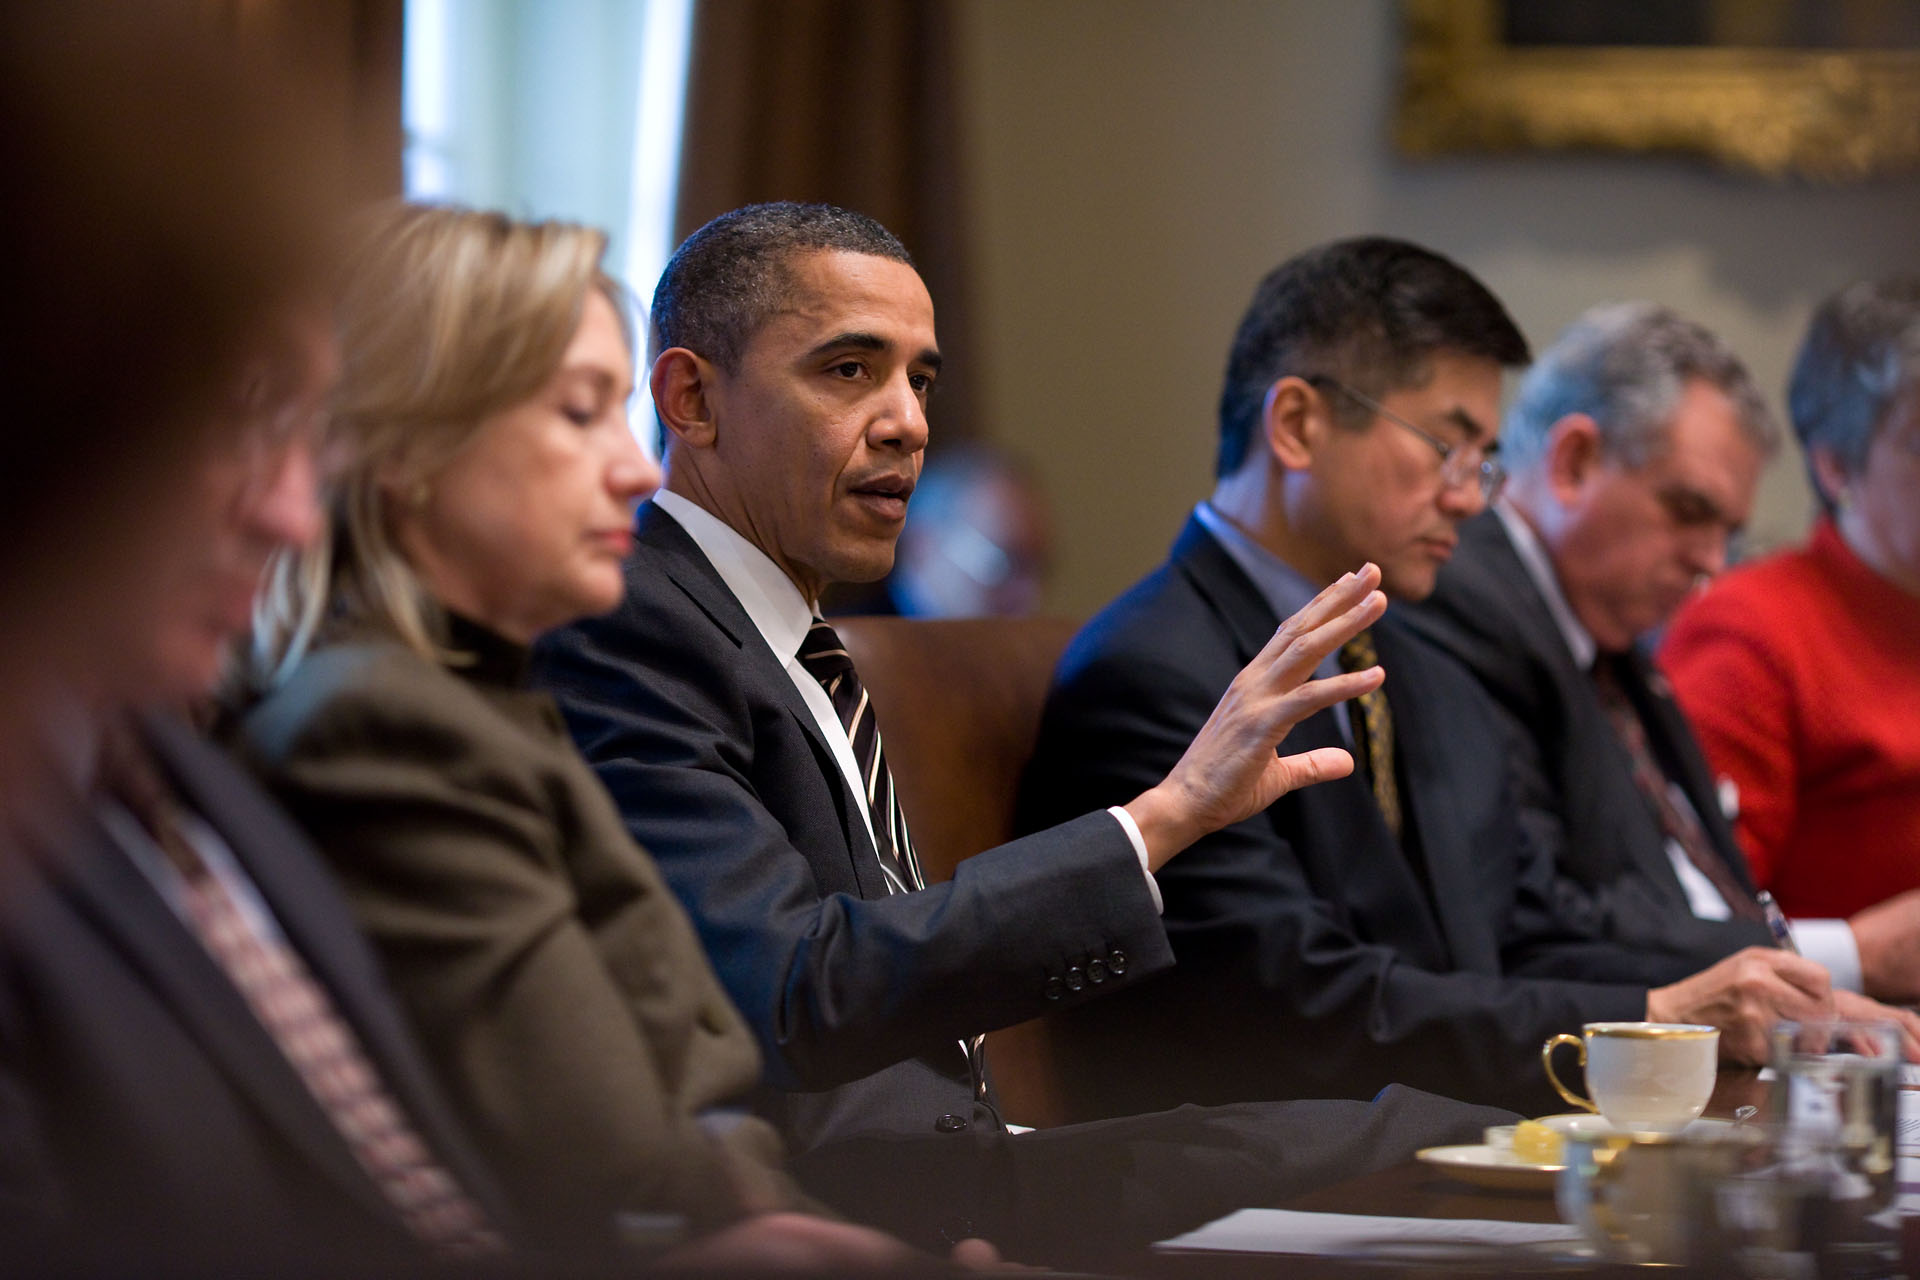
[
  {"x1": 1591, "y1": 660, "x2": 1762, "y2": 922},
  {"x1": 99, "y1": 722, "x2": 506, "y2": 1258}
]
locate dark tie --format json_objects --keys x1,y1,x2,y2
[
  {"x1": 794, "y1": 617, "x2": 925, "y2": 894},
  {"x1": 1591, "y1": 658, "x2": 1762, "y2": 922},
  {"x1": 97, "y1": 721, "x2": 505, "y2": 1258},
  {"x1": 794, "y1": 619, "x2": 988, "y2": 1101},
  {"x1": 1340, "y1": 631, "x2": 1402, "y2": 841}
]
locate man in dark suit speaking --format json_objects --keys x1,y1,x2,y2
[
  {"x1": 1401, "y1": 301, "x2": 1920, "y2": 1003},
  {"x1": 533, "y1": 203, "x2": 1509, "y2": 1262},
  {"x1": 1021, "y1": 239, "x2": 1920, "y2": 1125}
]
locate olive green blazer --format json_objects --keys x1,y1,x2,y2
[{"x1": 230, "y1": 621, "x2": 797, "y2": 1248}]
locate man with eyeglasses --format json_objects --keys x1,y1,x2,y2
[
  {"x1": 1020, "y1": 240, "x2": 1920, "y2": 1120},
  {"x1": 1402, "y1": 301, "x2": 1920, "y2": 1007}
]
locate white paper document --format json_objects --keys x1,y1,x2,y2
[{"x1": 1154, "y1": 1207, "x2": 1584, "y2": 1256}]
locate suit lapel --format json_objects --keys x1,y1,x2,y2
[
  {"x1": 139, "y1": 716, "x2": 527, "y2": 1236},
  {"x1": 1375, "y1": 620, "x2": 1497, "y2": 971},
  {"x1": 1471, "y1": 517, "x2": 1697, "y2": 899},
  {"x1": 1171, "y1": 518, "x2": 1455, "y2": 964},
  {"x1": 1618, "y1": 650, "x2": 1757, "y2": 895},
  {"x1": 57, "y1": 798, "x2": 395, "y2": 1223},
  {"x1": 635, "y1": 504, "x2": 892, "y2": 899},
  {"x1": 1461, "y1": 516, "x2": 1576, "y2": 691}
]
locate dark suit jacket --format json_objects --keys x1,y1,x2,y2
[
  {"x1": 1401, "y1": 511, "x2": 1770, "y2": 970},
  {"x1": 0, "y1": 713, "x2": 513, "y2": 1270},
  {"x1": 1020, "y1": 516, "x2": 1675, "y2": 1121},
  {"x1": 231, "y1": 621, "x2": 799, "y2": 1247},
  {"x1": 531, "y1": 502, "x2": 1172, "y2": 1154}
]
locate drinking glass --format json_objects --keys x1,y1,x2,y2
[{"x1": 1768, "y1": 1019, "x2": 1901, "y2": 1277}]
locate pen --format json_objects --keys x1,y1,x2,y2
[{"x1": 1757, "y1": 890, "x2": 1799, "y2": 955}]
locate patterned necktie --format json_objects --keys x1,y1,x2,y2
[
  {"x1": 1340, "y1": 631, "x2": 1402, "y2": 840},
  {"x1": 795, "y1": 617, "x2": 925, "y2": 894},
  {"x1": 1591, "y1": 659, "x2": 1762, "y2": 922},
  {"x1": 794, "y1": 619, "x2": 988, "y2": 1101},
  {"x1": 97, "y1": 722, "x2": 506, "y2": 1258}
]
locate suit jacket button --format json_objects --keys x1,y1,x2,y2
[
  {"x1": 1044, "y1": 976, "x2": 1065, "y2": 1000},
  {"x1": 935, "y1": 1113, "x2": 968, "y2": 1133},
  {"x1": 1108, "y1": 949, "x2": 1128, "y2": 975},
  {"x1": 1086, "y1": 958, "x2": 1108, "y2": 984},
  {"x1": 1065, "y1": 965, "x2": 1085, "y2": 992}
]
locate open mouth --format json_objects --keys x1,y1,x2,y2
[{"x1": 848, "y1": 474, "x2": 916, "y2": 519}]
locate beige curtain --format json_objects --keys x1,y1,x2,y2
[{"x1": 674, "y1": 0, "x2": 980, "y2": 442}]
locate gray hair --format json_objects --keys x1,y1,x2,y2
[
  {"x1": 1502, "y1": 301, "x2": 1778, "y2": 475},
  {"x1": 1787, "y1": 276, "x2": 1920, "y2": 511}
]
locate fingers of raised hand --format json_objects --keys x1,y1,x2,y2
[
  {"x1": 1259, "y1": 565, "x2": 1384, "y2": 668},
  {"x1": 1257, "y1": 593, "x2": 1387, "y2": 693}
]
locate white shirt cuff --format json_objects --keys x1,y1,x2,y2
[
  {"x1": 1106, "y1": 806, "x2": 1163, "y2": 914},
  {"x1": 1793, "y1": 918, "x2": 1863, "y2": 993}
]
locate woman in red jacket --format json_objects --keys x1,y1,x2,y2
[{"x1": 1663, "y1": 277, "x2": 1920, "y2": 922}]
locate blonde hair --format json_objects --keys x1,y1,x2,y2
[{"x1": 250, "y1": 202, "x2": 629, "y2": 687}]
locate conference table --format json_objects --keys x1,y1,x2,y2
[{"x1": 1112, "y1": 1070, "x2": 1784, "y2": 1278}]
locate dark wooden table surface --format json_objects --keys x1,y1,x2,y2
[{"x1": 1100, "y1": 1071, "x2": 1777, "y2": 1279}]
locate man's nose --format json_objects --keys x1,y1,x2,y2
[
  {"x1": 1688, "y1": 527, "x2": 1731, "y2": 579},
  {"x1": 246, "y1": 438, "x2": 324, "y2": 551},
  {"x1": 874, "y1": 375, "x2": 930, "y2": 453},
  {"x1": 1437, "y1": 475, "x2": 1488, "y2": 519}
]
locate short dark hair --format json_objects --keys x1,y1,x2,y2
[
  {"x1": 1215, "y1": 237, "x2": 1530, "y2": 477},
  {"x1": 650, "y1": 202, "x2": 915, "y2": 370},
  {"x1": 1787, "y1": 276, "x2": 1920, "y2": 512}
]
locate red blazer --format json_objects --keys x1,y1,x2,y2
[{"x1": 1661, "y1": 520, "x2": 1920, "y2": 919}]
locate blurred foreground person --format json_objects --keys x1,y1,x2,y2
[
  {"x1": 0, "y1": 3, "x2": 336, "y2": 837},
  {"x1": 836, "y1": 443, "x2": 1053, "y2": 617},
  {"x1": 233, "y1": 203, "x2": 924, "y2": 1271},
  {"x1": 1409, "y1": 302, "x2": 1920, "y2": 1004},
  {"x1": 1664, "y1": 279, "x2": 1920, "y2": 927},
  {"x1": 0, "y1": 6, "x2": 516, "y2": 1272},
  {"x1": 0, "y1": 319, "x2": 522, "y2": 1268},
  {"x1": 535, "y1": 203, "x2": 1512, "y2": 1268},
  {"x1": 1022, "y1": 239, "x2": 1920, "y2": 1124}
]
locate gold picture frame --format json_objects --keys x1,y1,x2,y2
[{"x1": 1396, "y1": 0, "x2": 1920, "y2": 180}]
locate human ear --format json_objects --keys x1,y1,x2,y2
[
  {"x1": 371, "y1": 442, "x2": 435, "y2": 515},
  {"x1": 1543, "y1": 414, "x2": 1603, "y2": 506},
  {"x1": 650, "y1": 347, "x2": 718, "y2": 450},
  {"x1": 1809, "y1": 446, "x2": 1852, "y2": 509},
  {"x1": 1262, "y1": 376, "x2": 1319, "y2": 470}
]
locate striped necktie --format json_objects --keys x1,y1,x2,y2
[
  {"x1": 1340, "y1": 631, "x2": 1402, "y2": 841},
  {"x1": 795, "y1": 617, "x2": 925, "y2": 894},
  {"x1": 98, "y1": 721, "x2": 506, "y2": 1258},
  {"x1": 795, "y1": 618, "x2": 988, "y2": 1100}
]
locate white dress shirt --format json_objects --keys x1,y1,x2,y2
[
  {"x1": 650, "y1": 490, "x2": 1159, "y2": 907},
  {"x1": 1494, "y1": 499, "x2": 1860, "y2": 991}
]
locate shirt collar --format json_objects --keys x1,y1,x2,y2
[
  {"x1": 1192, "y1": 501, "x2": 1335, "y2": 620},
  {"x1": 651, "y1": 489, "x2": 816, "y2": 663},
  {"x1": 1192, "y1": 501, "x2": 1348, "y2": 680},
  {"x1": 1494, "y1": 496, "x2": 1597, "y2": 670}
]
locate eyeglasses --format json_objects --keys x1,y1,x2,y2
[{"x1": 1307, "y1": 375, "x2": 1506, "y2": 501}]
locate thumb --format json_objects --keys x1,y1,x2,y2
[{"x1": 1264, "y1": 747, "x2": 1357, "y2": 801}]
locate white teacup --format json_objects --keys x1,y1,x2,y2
[{"x1": 1543, "y1": 1022, "x2": 1718, "y2": 1134}]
